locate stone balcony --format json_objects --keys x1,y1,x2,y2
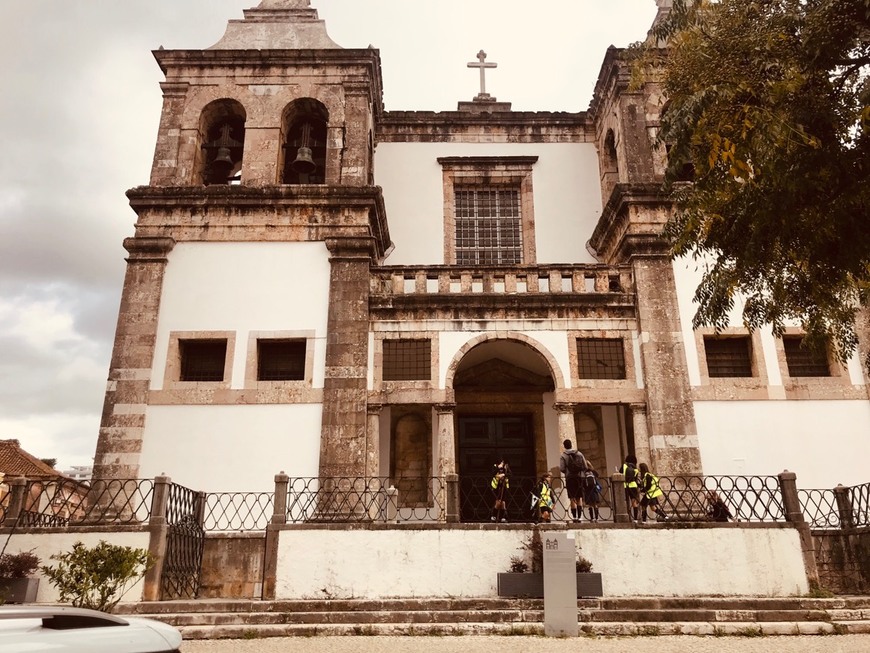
[{"x1": 369, "y1": 264, "x2": 636, "y2": 322}]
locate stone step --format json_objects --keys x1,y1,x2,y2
[
  {"x1": 116, "y1": 595, "x2": 870, "y2": 616},
  {"x1": 176, "y1": 620, "x2": 870, "y2": 639}
]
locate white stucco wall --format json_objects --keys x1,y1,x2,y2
[
  {"x1": 152, "y1": 241, "x2": 331, "y2": 390},
  {"x1": 139, "y1": 404, "x2": 322, "y2": 492},
  {"x1": 672, "y1": 258, "x2": 870, "y2": 487},
  {"x1": 274, "y1": 526, "x2": 808, "y2": 599},
  {"x1": 7, "y1": 531, "x2": 151, "y2": 604},
  {"x1": 375, "y1": 142, "x2": 602, "y2": 265},
  {"x1": 695, "y1": 400, "x2": 870, "y2": 488}
]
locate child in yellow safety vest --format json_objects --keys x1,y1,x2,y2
[
  {"x1": 535, "y1": 473, "x2": 555, "y2": 523},
  {"x1": 638, "y1": 462, "x2": 669, "y2": 522}
]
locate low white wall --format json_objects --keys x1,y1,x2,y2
[
  {"x1": 6, "y1": 531, "x2": 151, "y2": 604},
  {"x1": 275, "y1": 526, "x2": 808, "y2": 599}
]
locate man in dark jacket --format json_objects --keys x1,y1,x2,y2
[{"x1": 559, "y1": 439, "x2": 587, "y2": 523}]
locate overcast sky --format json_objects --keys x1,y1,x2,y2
[{"x1": 0, "y1": 0, "x2": 658, "y2": 471}]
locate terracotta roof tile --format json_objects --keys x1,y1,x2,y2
[{"x1": 0, "y1": 439, "x2": 63, "y2": 479}]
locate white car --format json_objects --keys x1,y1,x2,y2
[{"x1": 0, "y1": 606, "x2": 182, "y2": 653}]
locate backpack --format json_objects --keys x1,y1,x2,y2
[
  {"x1": 565, "y1": 451, "x2": 587, "y2": 476},
  {"x1": 624, "y1": 462, "x2": 638, "y2": 484}
]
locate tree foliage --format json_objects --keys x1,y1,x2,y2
[
  {"x1": 648, "y1": 0, "x2": 870, "y2": 360},
  {"x1": 41, "y1": 540, "x2": 153, "y2": 613}
]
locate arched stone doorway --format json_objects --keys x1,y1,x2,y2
[{"x1": 449, "y1": 336, "x2": 557, "y2": 522}]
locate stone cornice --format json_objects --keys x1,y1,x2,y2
[
  {"x1": 126, "y1": 185, "x2": 391, "y2": 260},
  {"x1": 589, "y1": 182, "x2": 675, "y2": 263},
  {"x1": 377, "y1": 111, "x2": 592, "y2": 143},
  {"x1": 153, "y1": 48, "x2": 384, "y2": 117}
]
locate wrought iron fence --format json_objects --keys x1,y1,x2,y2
[
  {"x1": 799, "y1": 488, "x2": 841, "y2": 529},
  {"x1": 458, "y1": 474, "x2": 615, "y2": 523},
  {"x1": 161, "y1": 482, "x2": 205, "y2": 600},
  {"x1": 284, "y1": 477, "x2": 444, "y2": 523},
  {"x1": 0, "y1": 478, "x2": 154, "y2": 528},
  {"x1": 848, "y1": 482, "x2": 870, "y2": 528},
  {"x1": 655, "y1": 475, "x2": 785, "y2": 522},
  {"x1": 203, "y1": 492, "x2": 274, "y2": 531}
]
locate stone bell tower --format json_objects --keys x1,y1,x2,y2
[{"x1": 93, "y1": 0, "x2": 391, "y2": 483}]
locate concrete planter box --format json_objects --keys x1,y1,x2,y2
[
  {"x1": 0, "y1": 578, "x2": 39, "y2": 604},
  {"x1": 497, "y1": 573, "x2": 603, "y2": 598}
]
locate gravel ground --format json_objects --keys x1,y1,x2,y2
[{"x1": 182, "y1": 634, "x2": 870, "y2": 653}]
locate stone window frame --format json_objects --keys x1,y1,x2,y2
[
  {"x1": 373, "y1": 332, "x2": 439, "y2": 392},
  {"x1": 773, "y1": 327, "x2": 851, "y2": 397},
  {"x1": 164, "y1": 331, "x2": 236, "y2": 390},
  {"x1": 245, "y1": 330, "x2": 316, "y2": 389},
  {"x1": 569, "y1": 331, "x2": 638, "y2": 400},
  {"x1": 693, "y1": 328, "x2": 768, "y2": 400},
  {"x1": 437, "y1": 156, "x2": 538, "y2": 265}
]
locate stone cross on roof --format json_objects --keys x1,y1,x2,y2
[{"x1": 468, "y1": 50, "x2": 497, "y2": 100}]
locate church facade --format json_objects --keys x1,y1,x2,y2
[{"x1": 92, "y1": 0, "x2": 870, "y2": 500}]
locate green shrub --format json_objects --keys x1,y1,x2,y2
[
  {"x1": 0, "y1": 551, "x2": 40, "y2": 579},
  {"x1": 40, "y1": 540, "x2": 153, "y2": 613}
]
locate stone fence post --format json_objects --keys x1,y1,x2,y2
[
  {"x1": 4, "y1": 477, "x2": 27, "y2": 524},
  {"x1": 778, "y1": 470, "x2": 819, "y2": 587},
  {"x1": 263, "y1": 472, "x2": 289, "y2": 600},
  {"x1": 143, "y1": 474, "x2": 171, "y2": 601},
  {"x1": 611, "y1": 473, "x2": 630, "y2": 524},
  {"x1": 833, "y1": 484, "x2": 854, "y2": 529},
  {"x1": 445, "y1": 474, "x2": 460, "y2": 523}
]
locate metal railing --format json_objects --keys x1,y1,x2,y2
[
  {"x1": 799, "y1": 488, "x2": 841, "y2": 529},
  {"x1": 848, "y1": 482, "x2": 870, "y2": 528},
  {"x1": 655, "y1": 475, "x2": 786, "y2": 523},
  {"x1": 283, "y1": 477, "x2": 445, "y2": 524},
  {"x1": 204, "y1": 492, "x2": 274, "y2": 532},
  {"x1": 0, "y1": 478, "x2": 154, "y2": 528}
]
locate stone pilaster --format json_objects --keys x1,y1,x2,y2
[
  {"x1": 149, "y1": 82, "x2": 190, "y2": 186},
  {"x1": 318, "y1": 237, "x2": 375, "y2": 478},
  {"x1": 340, "y1": 83, "x2": 374, "y2": 186},
  {"x1": 365, "y1": 403, "x2": 382, "y2": 477},
  {"x1": 629, "y1": 402, "x2": 652, "y2": 468},
  {"x1": 633, "y1": 257, "x2": 702, "y2": 475},
  {"x1": 93, "y1": 236, "x2": 175, "y2": 481},
  {"x1": 435, "y1": 403, "x2": 457, "y2": 477}
]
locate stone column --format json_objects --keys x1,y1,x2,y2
[
  {"x1": 779, "y1": 470, "x2": 820, "y2": 588},
  {"x1": 318, "y1": 237, "x2": 374, "y2": 478},
  {"x1": 633, "y1": 257, "x2": 702, "y2": 475},
  {"x1": 629, "y1": 403, "x2": 652, "y2": 468},
  {"x1": 435, "y1": 403, "x2": 457, "y2": 477},
  {"x1": 93, "y1": 236, "x2": 175, "y2": 481},
  {"x1": 553, "y1": 402, "x2": 577, "y2": 449},
  {"x1": 365, "y1": 404, "x2": 382, "y2": 478}
]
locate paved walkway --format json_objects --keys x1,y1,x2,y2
[{"x1": 183, "y1": 634, "x2": 870, "y2": 652}]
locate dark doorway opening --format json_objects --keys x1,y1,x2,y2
[{"x1": 457, "y1": 415, "x2": 535, "y2": 522}]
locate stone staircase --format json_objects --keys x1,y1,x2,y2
[{"x1": 115, "y1": 596, "x2": 870, "y2": 639}]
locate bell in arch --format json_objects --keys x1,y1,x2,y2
[{"x1": 291, "y1": 122, "x2": 317, "y2": 175}]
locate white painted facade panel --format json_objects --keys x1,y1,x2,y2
[
  {"x1": 375, "y1": 142, "x2": 602, "y2": 265},
  {"x1": 695, "y1": 400, "x2": 870, "y2": 488},
  {"x1": 151, "y1": 242, "x2": 331, "y2": 390},
  {"x1": 8, "y1": 531, "x2": 151, "y2": 604},
  {"x1": 139, "y1": 405, "x2": 322, "y2": 492},
  {"x1": 274, "y1": 527, "x2": 807, "y2": 599}
]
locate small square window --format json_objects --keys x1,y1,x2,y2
[
  {"x1": 783, "y1": 336, "x2": 830, "y2": 377},
  {"x1": 704, "y1": 336, "x2": 752, "y2": 378},
  {"x1": 383, "y1": 339, "x2": 431, "y2": 381},
  {"x1": 258, "y1": 339, "x2": 306, "y2": 381},
  {"x1": 179, "y1": 339, "x2": 227, "y2": 382},
  {"x1": 577, "y1": 338, "x2": 625, "y2": 379}
]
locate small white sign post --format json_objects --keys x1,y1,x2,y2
[{"x1": 543, "y1": 531, "x2": 578, "y2": 637}]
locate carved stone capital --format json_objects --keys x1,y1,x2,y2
[{"x1": 123, "y1": 236, "x2": 176, "y2": 261}]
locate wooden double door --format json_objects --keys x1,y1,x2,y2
[{"x1": 457, "y1": 415, "x2": 536, "y2": 522}]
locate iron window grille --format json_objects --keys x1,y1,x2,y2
[
  {"x1": 257, "y1": 339, "x2": 306, "y2": 381},
  {"x1": 179, "y1": 339, "x2": 227, "y2": 382},
  {"x1": 783, "y1": 336, "x2": 830, "y2": 377},
  {"x1": 454, "y1": 187, "x2": 522, "y2": 265},
  {"x1": 704, "y1": 336, "x2": 753, "y2": 378},
  {"x1": 383, "y1": 339, "x2": 431, "y2": 381},
  {"x1": 577, "y1": 338, "x2": 626, "y2": 379}
]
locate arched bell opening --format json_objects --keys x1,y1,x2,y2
[
  {"x1": 601, "y1": 128, "x2": 620, "y2": 202},
  {"x1": 280, "y1": 98, "x2": 328, "y2": 184},
  {"x1": 197, "y1": 100, "x2": 246, "y2": 186}
]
